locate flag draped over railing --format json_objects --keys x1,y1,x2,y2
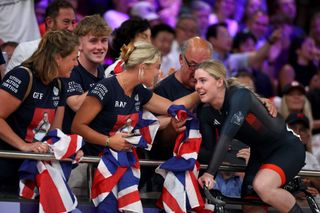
[
  {"x1": 19, "y1": 129, "x2": 84, "y2": 213},
  {"x1": 91, "y1": 110, "x2": 159, "y2": 212},
  {"x1": 156, "y1": 105, "x2": 213, "y2": 213}
]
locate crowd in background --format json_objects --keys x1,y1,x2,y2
[{"x1": 1, "y1": 0, "x2": 320, "y2": 211}]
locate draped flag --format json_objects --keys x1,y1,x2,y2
[
  {"x1": 91, "y1": 110, "x2": 159, "y2": 212},
  {"x1": 156, "y1": 105, "x2": 213, "y2": 213},
  {"x1": 19, "y1": 129, "x2": 84, "y2": 213}
]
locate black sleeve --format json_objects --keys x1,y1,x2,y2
[
  {"x1": 198, "y1": 106, "x2": 218, "y2": 164},
  {"x1": 88, "y1": 78, "x2": 111, "y2": 106},
  {"x1": 137, "y1": 84, "x2": 153, "y2": 105},
  {"x1": 0, "y1": 67, "x2": 31, "y2": 100},
  {"x1": 207, "y1": 88, "x2": 252, "y2": 175}
]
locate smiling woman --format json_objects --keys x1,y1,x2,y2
[
  {"x1": 0, "y1": 30, "x2": 79, "y2": 192},
  {"x1": 196, "y1": 59, "x2": 306, "y2": 213}
]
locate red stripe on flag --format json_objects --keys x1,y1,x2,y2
[
  {"x1": 176, "y1": 138, "x2": 201, "y2": 156},
  {"x1": 139, "y1": 126, "x2": 152, "y2": 144},
  {"x1": 61, "y1": 134, "x2": 77, "y2": 159},
  {"x1": 91, "y1": 167, "x2": 127, "y2": 199},
  {"x1": 118, "y1": 190, "x2": 140, "y2": 208},
  {"x1": 36, "y1": 170, "x2": 67, "y2": 213},
  {"x1": 189, "y1": 170, "x2": 205, "y2": 208},
  {"x1": 21, "y1": 180, "x2": 36, "y2": 199},
  {"x1": 162, "y1": 187, "x2": 185, "y2": 213}
]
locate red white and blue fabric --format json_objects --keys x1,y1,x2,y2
[
  {"x1": 156, "y1": 105, "x2": 213, "y2": 213},
  {"x1": 91, "y1": 110, "x2": 159, "y2": 212},
  {"x1": 19, "y1": 129, "x2": 84, "y2": 213}
]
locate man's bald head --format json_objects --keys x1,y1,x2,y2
[{"x1": 177, "y1": 37, "x2": 213, "y2": 89}]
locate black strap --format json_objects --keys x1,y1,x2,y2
[{"x1": 20, "y1": 66, "x2": 33, "y2": 102}]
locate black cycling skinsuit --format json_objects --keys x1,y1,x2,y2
[{"x1": 198, "y1": 86, "x2": 306, "y2": 198}]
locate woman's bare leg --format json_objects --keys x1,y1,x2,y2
[{"x1": 252, "y1": 168, "x2": 299, "y2": 212}]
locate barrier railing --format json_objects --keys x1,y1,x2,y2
[
  {"x1": 1, "y1": 150, "x2": 320, "y2": 211},
  {"x1": 0, "y1": 150, "x2": 320, "y2": 177}
]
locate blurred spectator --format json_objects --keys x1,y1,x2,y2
[
  {"x1": 189, "y1": 0, "x2": 212, "y2": 38},
  {"x1": 1, "y1": 42, "x2": 19, "y2": 64},
  {"x1": 245, "y1": 10, "x2": 270, "y2": 49},
  {"x1": 278, "y1": 36, "x2": 319, "y2": 91},
  {"x1": 0, "y1": 0, "x2": 40, "y2": 43},
  {"x1": 157, "y1": 0, "x2": 182, "y2": 27},
  {"x1": 151, "y1": 23, "x2": 176, "y2": 77},
  {"x1": 307, "y1": 72, "x2": 320, "y2": 146},
  {"x1": 6, "y1": 0, "x2": 76, "y2": 74},
  {"x1": 236, "y1": 71, "x2": 255, "y2": 91},
  {"x1": 239, "y1": 0, "x2": 267, "y2": 31},
  {"x1": 105, "y1": 18, "x2": 151, "y2": 75},
  {"x1": 310, "y1": 12, "x2": 320, "y2": 49},
  {"x1": 209, "y1": 0, "x2": 239, "y2": 37},
  {"x1": 207, "y1": 23, "x2": 280, "y2": 78},
  {"x1": 232, "y1": 31, "x2": 274, "y2": 98},
  {"x1": 103, "y1": 0, "x2": 138, "y2": 30},
  {"x1": 273, "y1": 81, "x2": 313, "y2": 128},
  {"x1": 130, "y1": 1, "x2": 161, "y2": 27},
  {"x1": 275, "y1": 0, "x2": 301, "y2": 29},
  {"x1": 166, "y1": 15, "x2": 199, "y2": 72},
  {"x1": 286, "y1": 113, "x2": 320, "y2": 204}
]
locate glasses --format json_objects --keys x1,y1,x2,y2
[{"x1": 183, "y1": 55, "x2": 199, "y2": 71}]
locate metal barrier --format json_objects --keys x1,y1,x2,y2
[
  {"x1": 1, "y1": 150, "x2": 320, "y2": 212},
  {"x1": 1, "y1": 150, "x2": 320, "y2": 177}
]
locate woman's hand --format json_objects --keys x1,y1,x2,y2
[
  {"x1": 171, "y1": 117, "x2": 186, "y2": 133},
  {"x1": 306, "y1": 186, "x2": 319, "y2": 197},
  {"x1": 75, "y1": 150, "x2": 84, "y2": 162},
  {"x1": 109, "y1": 132, "x2": 133, "y2": 152},
  {"x1": 22, "y1": 142, "x2": 49, "y2": 153},
  {"x1": 198, "y1": 172, "x2": 215, "y2": 190},
  {"x1": 236, "y1": 148, "x2": 250, "y2": 165}
]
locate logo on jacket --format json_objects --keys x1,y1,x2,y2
[
  {"x1": 231, "y1": 111, "x2": 244, "y2": 126},
  {"x1": 53, "y1": 86, "x2": 59, "y2": 96},
  {"x1": 213, "y1": 119, "x2": 220, "y2": 125}
]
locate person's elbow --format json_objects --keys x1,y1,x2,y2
[{"x1": 71, "y1": 115, "x2": 82, "y2": 134}]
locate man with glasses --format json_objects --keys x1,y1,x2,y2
[
  {"x1": 6, "y1": 0, "x2": 76, "y2": 74},
  {"x1": 151, "y1": 36, "x2": 213, "y2": 160}
]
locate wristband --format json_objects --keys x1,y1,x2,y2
[{"x1": 105, "y1": 136, "x2": 110, "y2": 147}]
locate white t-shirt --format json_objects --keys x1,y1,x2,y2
[
  {"x1": 5, "y1": 39, "x2": 40, "y2": 74},
  {"x1": 0, "y1": 0, "x2": 40, "y2": 43}
]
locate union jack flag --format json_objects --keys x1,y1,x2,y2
[
  {"x1": 19, "y1": 129, "x2": 84, "y2": 213},
  {"x1": 156, "y1": 105, "x2": 213, "y2": 212},
  {"x1": 91, "y1": 110, "x2": 159, "y2": 212}
]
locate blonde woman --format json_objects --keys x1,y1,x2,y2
[{"x1": 196, "y1": 59, "x2": 305, "y2": 213}]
